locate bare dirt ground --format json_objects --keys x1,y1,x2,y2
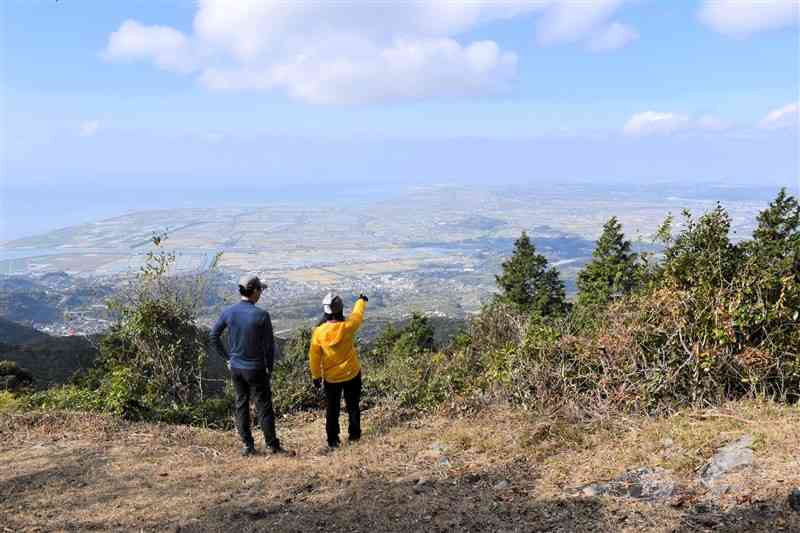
[{"x1": 2, "y1": 401, "x2": 799, "y2": 532}]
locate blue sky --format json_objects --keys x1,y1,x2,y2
[{"x1": 1, "y1": 0, "x2": 798, "y2": 191}]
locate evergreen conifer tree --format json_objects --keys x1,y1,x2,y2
[
  {"x1": 495, "y1": 231, "x2": 566, "y2": 316},
  {"x1": 751, "y1": 187, "x2": 800, "y2": 260},
  {"x1": 663, "y1": 204, "x2": 739, "y2": 291},
  {"x1": 741, "y1": 188, "x2": 800, "y2": 329},
  {"x1": 576, "y1": 217, "x2": 639, "y2": 307}
]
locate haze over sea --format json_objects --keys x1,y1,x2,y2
[
  {"x1": 0, "y1": 183, "x2": 409, "y2": 243},
  {"x1": 5, "y1": 179, "x2": 795, "y2": 247}
]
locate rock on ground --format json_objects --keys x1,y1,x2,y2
[
  {"x1": 699, "y1": 434, "x2": 754, "y2": 487},
  {"x1": 577, "y1": 467, "x2": 677, "y2": 501}
]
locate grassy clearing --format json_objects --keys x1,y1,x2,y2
[{"x1": 2, "y1": 400, "x2": 798, "y2": 532}]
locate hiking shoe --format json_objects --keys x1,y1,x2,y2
[
  {"x1": 269, "y1": 445, "x2": 295, "y2": 457},
  {"x1": 241, "y1": 446, "x2": 256, "y2": 457}
]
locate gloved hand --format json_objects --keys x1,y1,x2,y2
[
  {"x1": 313, "y1": 378, "x2": 322, "y2": 390},
  {"x1": 358, "y1": 293, "x2": 369, "y2": 302}
]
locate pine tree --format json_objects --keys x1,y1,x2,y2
[
  {"x1": 495, "y1": 231, "x2": 566, "y2": 316},
  {"x1": 662, "y1": 203, "x2": 741, "y2": 291},
  {"x1": 751, "y1": 188, "x2": 800, "y2": 258},
  {"x1": 576, "y1": 217, "x2": 640, "y2": 307},
  {"x1": 732, "y1": 188, "x2": 800, "y2": 350},
  {"x1": 744, "y1": 188, "x2": 800, "y2": 311}
]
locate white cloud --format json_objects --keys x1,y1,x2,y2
[
  {"x1": 201, "y1": 38, "x2": 517, "y2": 104},
  {"x1": 698, "y1": 0, "x2": 799, "y2": 37},
  {"x1": 103, "y1": 19, "x2": 196, "y2": 73},
  {"x1": 103, "y1": 0, "x2": 635, "y2": 104},
  {"x1": 586, "y1": 22, "x2": 639, "y2": 52},
  {"x1": 623, "y1": 111, "x2": 735, "y2": 136},
  {"x1": 758, "y1": 102, "x2": 799, "y2": 129},
  {"x1": 78, "y1": 120, "x2": 101, "y2": 137},
  {"x1": 623, "y1": 112, "x2": 691, "y2": 135},
  {"x1": 536, "y1": 0, "x2": 627, "y2": 45}
]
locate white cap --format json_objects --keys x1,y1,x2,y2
[{"x1": 322, "y1": 293, "x2": 343, "y2": 314}]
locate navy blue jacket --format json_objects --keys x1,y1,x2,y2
[{"x1": 210, "y1": 301, "x2": 275, "y2": 371}]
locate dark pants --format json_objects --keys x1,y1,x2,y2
[
  {"x1": 324, "y1": 372, "x2": 362, "y2": 446},
  {"x1": 231, "y1": 367, "x2": 278, "y2": 449}
]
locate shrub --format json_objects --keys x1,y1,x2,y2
[
  {"x1": 0, "y1": 390, "x2": 22, "y2": 412},
  {"x1": 272, "y1": 328, "x2": 320, "y2": 413},
  {"x1": 85, "y1": 234, "x2": 216, "y2": 421},
  {"x1": 27, "y1": 385, "x2": 101, "y2": 412},
  {"x1": 0, "y1": 360, "x2": 34, "y2": 392}
]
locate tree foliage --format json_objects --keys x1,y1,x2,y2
[
  {"x1": 576, "y1": 216, "x2": 640, "y2": 307},
  {"x1": 495, "y1": 231, "x2": 566, "y2": 316},
  {"x1": 99, "y1": 236, "x2": 209, "y2": 413},
  {"x1": 662, "y1": 204, "x2": 740, "y2": 292}
]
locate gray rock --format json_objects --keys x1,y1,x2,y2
[
  {"x1": 493, "y1": 480, "x2": 510, "y2": 490},
  {"x1": 438, "y1": 456, "x2": 451, "y2": 467},
  {"x1": 789, "y1": 489, "x2": 800, "y2": 512},
  {"x1": 699, "y1": 435, "x2": 754, "y2": 486},
  {"x1": 580, "y1": 484, "x2": 604, "y2": 498},
  {"x1": 413, "y1": 478, "x2": 431, "y2": 494},
  {"x1": 577, "y1": 468, "x2": 676, "y2": 501}
]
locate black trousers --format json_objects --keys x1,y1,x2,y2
[
  {"x1": 324, "y1": 372, "x2": 362, "y2": 446},
  {"x1": 231, "y1": 367, "x2": 278, "y2": 449}
]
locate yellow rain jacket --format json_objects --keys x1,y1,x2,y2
[{"x1": 309, "y1": 298, "x2": 366, "y2": 383}]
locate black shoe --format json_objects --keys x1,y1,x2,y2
[
  {"x1": 241, "y1": 445, "x2": 256, "y2": 457},
  {"x1": 348, "y1": 435, "x2": 361, "y2": 443},
  {"x1": 269, "y1": 445, "x2": 295, "y2": 456}
]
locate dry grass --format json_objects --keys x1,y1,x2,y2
[{"x1": 2, "y1": 400, "x2": 799, "y2": 532}]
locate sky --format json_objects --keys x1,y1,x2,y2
[{"x1": 1, "y1": 0, "x2": 798, "y2": 196}]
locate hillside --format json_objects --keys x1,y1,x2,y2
[
  {"x1": 2, "y1": 400, "x2": 798, "y2": 532},
  {"x1": 0, "y1": 317, "x2": 49, "y2": 346},
  {"x1": 0, "y1": 332, "x2": 98, "y2": 387}
]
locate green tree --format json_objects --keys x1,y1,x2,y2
[
  {"x1": 576, "y1": 217, "x2": 640, "y2": 307},
  {"x1": 393, "y1": 313, "x2": 435, "y2": 355},
  {"x1": 370, "y1": 313, "x2": 436, "y2": 363},
  {"x1": 662, "y1": 204, "x2": 740, "y2": 291},
  {"x1": 733, "y1": 188, "x2": 800, "y2": 349},
  {"x1": 751, "y1": 187, "x2": 800, "y2": 261},
  {"x1": 495, "y1": 231, "x2": 566, "y2": 316},
  {"x1": 98, "y1": 234, "x2": 213, "y2": 416}
]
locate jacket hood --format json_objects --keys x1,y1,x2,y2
[{"x1": 317, "y1": 321, "x2": 346, "y2": 347}]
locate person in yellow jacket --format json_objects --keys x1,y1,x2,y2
[{"x1": 308, "y1": 292, "x2": 367, "y2": 449}]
